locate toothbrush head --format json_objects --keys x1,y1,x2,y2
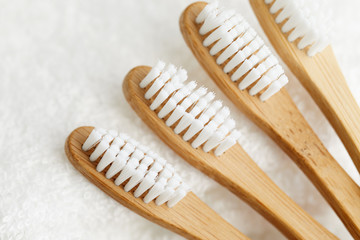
[
  {"x1": 69, "y1": 126, "x2": 189, "y2": 208},
  {"x1": 191, "y1": 1, "x2": 288, "y2": 101},
  {"x1": 265, "y1": 0, "x2": 332, "y2": 56},
  {"x1": 139, "y1": 61, "x2": 241, "y2": 156},
  {"x1": 65, "y1": 126, "x2": 250, "y2": 240}
]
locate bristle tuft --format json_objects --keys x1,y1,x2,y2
[
  {"x1": 141, "y1": 62, "x2": 242, "y2": 155},
  {"x1": 82, "y1": 128, "x2": 189, "y2": 207},
  {"x1": 197, "y1": 3, "x2": 288, "y2": 100},
  {"x1": 266, "y1": 0, "x2": 331, "y2": 56}
]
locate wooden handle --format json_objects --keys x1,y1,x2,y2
[
  {"x1": 218, "y1": 145, "x2": 339, "y2": 240},
  {"x1": 248, "y1": 0, "x2": 360, "y2": 175},
  {"x1": 123, "y1": 66, "x2": 338, "y2": 239},
  {"x1": 65, "y1": 126, "x2": 249, "y2": 240},
  {"x1": 307, "y1": 48, "x2": 360, "y2": 175},
  {"x1": 180, "y1": 2, "x2": 360, "y2": 239}
]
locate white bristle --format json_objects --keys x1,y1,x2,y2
[
  {"x1": 114, "y1": 150, "x2": 143, "y2": 186},
  {"x1": 229, "y1": 45, "x2": 270, "y2": 82},
  {"x1": 199, "y1": 9, "x2": 220, "y2": 35},
  {"x1": 89, "y1": 134, "x2": 113, "y2": 161},
  {"x1": 239, "y1": 55, "x2": 278, "y2": 90},
  {"x1": 203, "y1": 18, "x2": 233, "y2": 47},
  {"x1": 82, "y1": 128, "x2": 189, "y2": 207},
  {"x1": 155, "y1": 178, "x2": 180, "y2": 206},
  {"x1": 270, "y1": 0, "x2": 289, "y2": 14},
  {"x1": 275, "y1": 0, "x2": 298, "y2": 23},
  {"x1": 141, "y1": 62, "x2": 241, "y2": 156},
  {"x1": 124, "y1": 165, "x2": 147, "y2": 192},
  {"x1": 209, "y1": 26, "x2": 239, "y2": 56},
  {"x1": 167, "y1": 183, "x2": 190, "y2": 208},
  {"x1": 175, "y1": 92, "x2": 214, "y2": 135},
  {"x1": 266, "y1": 0, "x2": 331, "y2": 56},
  {"x1": 191, "y1": 107, "x2": 230, "y2": 149},
  {"x1": 82, "y1": 128, "x2": 106, "y2": 151},
  {"x1": 249, "y1": 65, "x2": 283, "y2": 96},
  {"x1": 196, "y1": 1, "x2": 219, "y2": 24},
  {"x1": 260, "y1": 74, "x2": 288, "y2": 101},
  {"x1": 197, "y1": 3, "x2": 289, "y2": 101},
  {"x1": 145, "y1": 64, "x2": 176, "y2": 100},
  {"x1": 183, "y1": 100, "x2": 222, "y2": 141},
  {"x1": 215, "y1": 130, "x2": 241, "y2": 156},
  {"x1": 203, "y1": 118, "x2": 235, "y2": 152},
  {"x1": 222, "y1": 27, "x2": 257, "y2": 73},
  {"x1": 140, "y1": 61, "x2": 165, "y2": 89},
  {"x1": 96, "y1": 137, "x2": 125, "y2": 172},
  {"x1": 168, "y1": 86, "x2": 206, "y2": 129},
  {"x1": 158, "y1": 81, "x2": 197, "y2": 119},
  {"x1": 106, "y1": 143, "x2": 134, "y2": 179},
  {"x1": 199, "y1": 8, "x2": 235, "y2": 35},
  {"x1": 150, "y1": 70, "x2": 186, "y2": 110},
  {"x1": 133, "y1": 171, "x2": 155, "y2": 198},
  {"x1": 158, "y1": 165, "x2": 174, "y2": 180},
  {"x1": 143, "y1": 178, "x2": 167, "y2": 203}
]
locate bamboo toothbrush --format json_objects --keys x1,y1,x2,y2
[
  {"x1": 248, "y1": 0, "x2": 360, "y2": 175},
  {"x1": 65, "y1": 126, "x2": 249, "y2": 240},
  {"x1": 123, "y1": 62, "x2": 338, "y2": 239},
  {"x1": 179, "y1": 2, "x2": 360, "y2": 238}
]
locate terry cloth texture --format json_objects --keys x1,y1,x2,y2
[{"x1": 0, "y1": 0, "x2": 359, "y2": 239}]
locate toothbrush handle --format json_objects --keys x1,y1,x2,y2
[
  {"x1": 275, "y1": 121, "x2": 360, "y2": 239},
  {"x1": 247, "y1": 1, "x2": 360, "y2": 236},
  {"x1": 289, "y1": 50, "x2": 360, "y2": 237},
  {"x1": 295, "y1": 47, "x2": 360, "y2": 175},
  {"x1": 249, "y1": 0, "x2": 360, "y2": 175},
  {"x1": 215, "y1": 145, "x2": 338, "y2": 240},
  {"x1": 123, "y1": 65, "x2": 338, "y2": 239},
  {"x1": 180, "y1": 1, "x2": 359, "y2": 238},
  {"x1": 66, "y1": 126, "x2": 249, "y2": 240}
]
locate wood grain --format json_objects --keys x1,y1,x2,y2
[
  {"x1": 123, "y1": 66, "x2": 338, "y2": 239},
  {"x1": 179, "y1": 2, "x2": 360, "y2": 239},
  {"x1": 248, "y1": 0, "x2": 360, "y2": 176},
  {"x1": 65, "y1": 126, "x2": 250, "y2": 240}
]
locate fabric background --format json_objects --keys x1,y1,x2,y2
[{"x1": 1, "y1": 0, "x2": 359, "y2": 239}]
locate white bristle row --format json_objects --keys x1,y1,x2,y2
[
  {"x1": 265, "y1": 0, "x2": 331, "y2": 56},
  {"x1": 82, "y1": 128, "x2": 190, "y2": 207},
  {"x1": 196, "y1": 2, "x2": 288, "y2": 101},
  {"x1": 140, "y1": 61, "x2": 241, "y2": 156}
]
